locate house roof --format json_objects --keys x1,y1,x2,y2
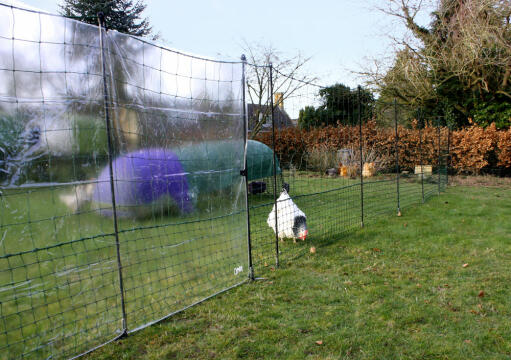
[{"x1": 246, "y1": 104, "x2": 294, "y2": 131}]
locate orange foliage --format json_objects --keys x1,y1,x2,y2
[
  {"x1": 256, "y1": 121, "x2": 510, "y2": 174},
  {"x1": 497, "y1": 128, "x2": 511, "y2": 168},
  {"x1": 450, "y1": 123, "x2": 499, "y2": 172}
]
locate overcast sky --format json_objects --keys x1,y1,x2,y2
[{"x1": 13, "y1": 0, "x2": 435, "y2": 89}]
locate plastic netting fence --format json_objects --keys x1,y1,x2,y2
[
  {"x1": 0, "y1": 5, "x2": 251, "y2": 359},
  {"x1": 247, "y1": 72, "x2": 450, "y2": 271},
  {"x1": 0, "y1": 4, "x2": 449, "y2": 360}
]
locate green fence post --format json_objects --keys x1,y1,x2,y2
[
  {"x1": 358, "y1": 86, "x2": 364, "y2": 227},
  {"x1": 269, "y1": 63, "x2": 280, "y2": 268},
  {"x1": 437, "y1": 118, "x2": 441, "y2": 194},
  {"x1": 418, "y1": 109, "x2": 425, "y2": 203},
  {"x1": 241, "y1": 55, "x2": 254, "y2": 281},
  {"x1": 98, "y1": 12, "x2": 127, "y2": 337},
  {"x1": 394, "y1": 99, "x2": 400, "y2": 214}
]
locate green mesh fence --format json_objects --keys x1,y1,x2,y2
[
  {"x1": 0, "y1": 4, "x2": 450, "y2": 360},
  {"x1": 246, "y1": 71, "x2": 449, "y2": 273},
  {"x1": 0, "y1": 4, "x2": 249, "y2": 359}
]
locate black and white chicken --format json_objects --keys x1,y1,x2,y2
[{"x1": 267, "y1": 189, "x2": 308, "y2": 242}]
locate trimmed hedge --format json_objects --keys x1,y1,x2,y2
[{"x1": 256, "y1": 121, "x2": 511, "y2": 174}]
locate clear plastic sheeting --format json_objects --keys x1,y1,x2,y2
[
  {"x1": 102, "y1": 29, "x2": 247, "y2": 332},
  {"x1": 0, "y1": 4, "x2": 247, "y2": 359}
]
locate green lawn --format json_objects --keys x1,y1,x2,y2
[
  {"x1": 0, "y1": 170, "x2": 452, "y2": 359},
  {"x1": 87, "y1": 184, "x2": 511, "y2": 359},
  {"x1": 0, "y1": 184, "x2": 249, "y2": 359}
]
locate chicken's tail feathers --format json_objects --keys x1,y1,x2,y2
[
  {"x1": 266, "y1": 205, "x2": 276, "y2": 231},
  {"x1": 277, "y1": 189, "x2": 292, "y2": 203},
  {"x1": 293, "y1": 205, "x2": 306, "y2": 219}
]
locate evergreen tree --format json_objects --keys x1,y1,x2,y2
[
  {"x1": 59, "y1": 0, "x2": 152, "y2": 37},
  {"x1": 298, "y1": 84, "x2": 375, "y2": 129}
]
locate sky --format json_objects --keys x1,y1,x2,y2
[
  {"x1": 8, "y1": 0, "x2": 435, "y2": 118},
  {"x1": 14, "y1": 0, "x2": 435, "y2": 84}
]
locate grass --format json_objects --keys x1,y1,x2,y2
[
  {"x1": 86, "y1": 184, "x2": 511, "y2": 359},
  {"x1": 0, "y1": 183, "x2": 249, "y2": 359},
  {"x1": 0, "y1": 170, "x2": 447, "y2": 359}
]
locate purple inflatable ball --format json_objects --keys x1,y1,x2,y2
[{"x1": 93, "y1": 148, "x2": 193, "y2": 217}]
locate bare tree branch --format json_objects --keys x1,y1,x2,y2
[{"x1": 241, "y1": 40, "x2": 318, "y2": 138}]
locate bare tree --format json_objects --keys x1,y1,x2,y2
[
  {"x1": 242, "y1": 40, "x2": 318, "y2": 138},
  {"x1": 361, "y1": 0, "x2": 511, "y2": 126}
]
